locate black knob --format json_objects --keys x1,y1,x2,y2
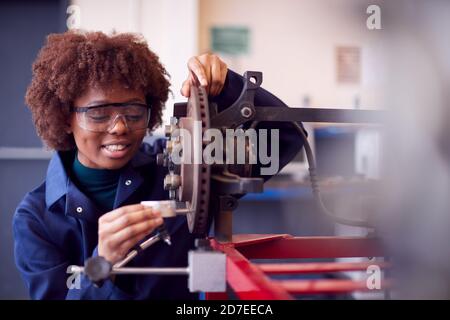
[{"x1": 84, "y1": 256, "x2": 112, "y2": 283}]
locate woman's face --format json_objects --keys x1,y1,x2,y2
[{"x1": 70, "y1": 83, "x2": 148, "y2": 169}]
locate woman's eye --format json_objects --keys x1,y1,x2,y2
[
  {"x1": 126, "y1": 115, "x2": 143, "y2": 122},
  {"x1": 88, "y1": 115, "x2": 109, "y2": 122}
]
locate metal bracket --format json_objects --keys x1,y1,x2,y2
[{"x1": 210, "y1": 71, "x2": 262, "y2": 128}]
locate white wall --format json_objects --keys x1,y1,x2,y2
[
  {"x1": 71, "y1": 0, "x2": 199, "y2": 133},
  {"x1": 69, "y1": 0, "x2": 387, "y2": 122},
  {"x1": 199, "y1": 0, "x2": 387, "y2": 109}
]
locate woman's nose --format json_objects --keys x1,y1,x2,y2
[{"x1": 107, "y1": 114, "x2": 129, "y2": 134}]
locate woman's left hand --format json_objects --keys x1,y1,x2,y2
[{"x1": 181, "y1": 53, "x2": 228, "y2": 97}]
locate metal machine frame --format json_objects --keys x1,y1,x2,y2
[
  {"x1": 206, "y1": 235, "x2": 388, "y2": 299},
  {"x1": 168, "y1": 71, "x2": 388, "y2": 299},
  {"x1": 72, "y1": 71, "x2": 388, "y2": 299}
]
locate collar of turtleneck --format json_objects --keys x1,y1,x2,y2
[{"x1": 71, "y1": 153, "x2": 122, "y2": 212}]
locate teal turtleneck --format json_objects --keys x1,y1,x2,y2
[{"x1": 71, "y1": 153, "x2": 121, "y2": 212}]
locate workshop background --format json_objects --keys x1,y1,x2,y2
[{"x1": 1, "y1": 0, "x2": 449, "y2": 299}]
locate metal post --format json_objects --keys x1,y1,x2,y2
[{"x1": 214, "y1": 210, "x2": 233, "y2": 242}]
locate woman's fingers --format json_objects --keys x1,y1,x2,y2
[
  {"x1": 108, "y1": 216, "x2": 163, "y2": 248},
  {"x1": 180, "y1": 53, "x2": 228, "y2": 97},
  {"x1": 209, "y1": 55, "x2": 227, "y2": 96},
  {"x1": 187, "y1": 56, "x2": 208, "y2": 87},
  {"x1": 182, "y1": 54, "x2": 227, "y2": 97},
  {"x1": 99, "y1": 204, "x2": 146, "y2": 223},
  {"x1": 99, "y1": 207, "x2": 160, "y2": 235},
  {"x1": 181, "y1": 79, "x2": 191, "y2": 97},
  {"x1": 117, "y1": 229, "x2": 152, "y2": 258},
  {"x1": 98, "y1": 204, "x2": 164, "y2": 264},
  {"x1": 218, "y1": 62, "x2": 228, "y2": 94},
  {"x1": 181, "y1": 71, "x2": 200, "y2": 97}
]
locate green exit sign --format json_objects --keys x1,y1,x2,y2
[{"x1": 211, "y1": 27, "x2": 250, "y2": 56}]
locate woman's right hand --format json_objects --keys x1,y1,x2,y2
[{"x1": 97, "y1": 204, "x2": 163, "y2": 265}]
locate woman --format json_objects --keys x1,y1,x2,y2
[{"x1": 13, "y1": 30, "x2": 304, "y2": 299}]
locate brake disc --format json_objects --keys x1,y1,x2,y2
[
  {"x1": 160, "y1": 75, "x2": 265, "y2": 236},
  {"x1": 179, "y1": 86, "x2": 211, "y2": 234},
  {"x1": 162, "y1": 86, "x2": 211, "y2": 235}
]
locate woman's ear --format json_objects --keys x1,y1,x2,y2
[
  {"x1": 65, "y1": 122, "x2": 73, "y2": 134},
  {"x1": 66, "y1": 105, "x2": 75, "y2": 134}
]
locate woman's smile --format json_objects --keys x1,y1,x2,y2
[{"x1": 101, "y1": 142, "x2": 132, "y2": 159}]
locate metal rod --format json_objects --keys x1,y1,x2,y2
[
  {"x1": 214, "y1": 210, "x2": 233, "y2": 242},
  {"x1": 257, "y1": 261, "x2": 389, "y2": 274},
  {"x1": 114, "y1": 234, "x2": 161, "y2": 268},
  {"x1": 253, "y1": 107, "x2": 386, "y2": 124},
  {"x1": 111, "y1": 267, "x2": 189, "y2": 275},
  {"x1": 69, "y1": 266, "x2": 189, "y2": 275},
  {"x1": 175, "y1": 208, "x2": 192, "y2": 215},
  {"x1": 276, "y1": 279, "x2": 390, "y2": 294},
  {"x1": 114, "y1": 251, "x2": 138, "y2": 269}
]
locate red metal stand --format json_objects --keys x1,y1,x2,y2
[{"x1": 207, "y1": 234, "x2": 388, "y2": 300}]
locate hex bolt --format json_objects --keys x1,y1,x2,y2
[
  {"x1": 170, "y1": 117, "x2": 178, "y2": 125},
  {"x1": 171, "y1": 174, "x2": 181, "y2": 188},
  {"x1": 164, "y1": 174, "x2": 181, "y2": 190},
  {"x1": 241, "y1": 106, "x2": 253, "y2": 118},
  {"x1": 166, "y1": 140, "x2": 174, "y2": 153},
  {"x1": 163, "y1": 175, "x2": 171, "y2": 190},
  {"x1": 166, "y1": 122, "x2": 181, "y2": 136},
  {"x1": 164, "y1": 125, "x2": 172, "y2": 137}
]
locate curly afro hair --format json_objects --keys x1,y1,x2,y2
[{"x1": 26, "y1": 30, "x2": 171, "y2": 150}]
